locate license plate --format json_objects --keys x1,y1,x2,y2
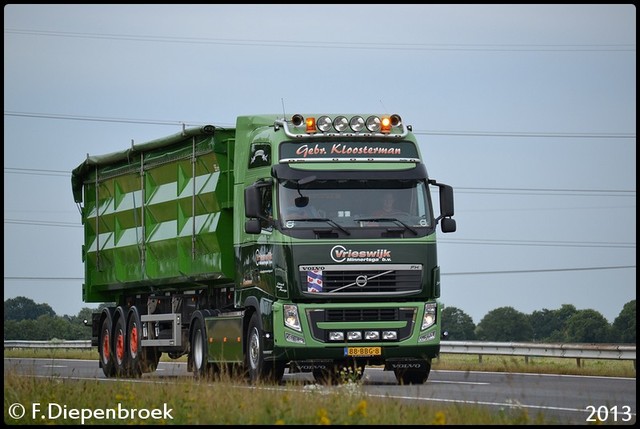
[{"x1": 345, "y1": 347, "x2": 381, "y2": 357}]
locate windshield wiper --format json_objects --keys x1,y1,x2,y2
[
  {"x1": 355, "y1": 217, "x2": 418, "y2": 235},
  {"x1": 290, "y1": 218, "x2": 351, "y2": 236}
]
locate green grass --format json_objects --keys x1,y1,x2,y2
[
  {"x1": 4, "y1": 370, "x2": 563, "y2": 425},
  {"x1": 432, "y1": 353, "x2": 636, "y2": 378}
]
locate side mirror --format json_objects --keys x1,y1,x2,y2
[
  {"x1": 441, "y1": 217, "x2": 456, "y2": 233},
  {"x1": 439, "y1": 184, "x2": 454, "y2": 218},
  {"x1": 245, "y1": 219, "x2": 262, "y2": 234},
  {"x1": 244, "y1": 184, "x2": 262, "y2": 219}
]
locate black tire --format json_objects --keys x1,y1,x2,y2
[
  {"x1": 190, "y1": 317, "x2": 211, "y2": 379},
  {"x1": 394, "y1": 362, "x2": 431, "y2": 385},
  {"x1": 246, "y1": 312, "x2": 285, "y2": 384},
  {"x1": 144, "y1": 348, "x2": 161, "y2": 372},
  {"x1": 98, "y1": 316, "x2": 116, "y2": 378},
  {"x1": 114, "y1": 314, "x2": 128, "y2": 377},
  {"x1": 126, "y1": 309, "x2": 143, "y2": 377}
]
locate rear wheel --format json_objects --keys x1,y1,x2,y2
[
  {"x1": 127, "y1": 309, "x2": 143, "y2": 377},
  {"x1": 98, "y1": 316, "x2": 115, "y2": 377},
  {"x1": 114, "y1": 314, "x2": 128, "y2": 377}
]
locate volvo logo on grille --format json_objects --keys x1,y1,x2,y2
[{"x1": 355, "y1": 275, "x2": 368, "y2": 287}]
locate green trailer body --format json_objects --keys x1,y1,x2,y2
[
  {"x1": 72, "y1": 125, "x2": 236, "y2": 303},
  {"x1": 72, "y1": 113, "x2": 456, "y2": 384}
]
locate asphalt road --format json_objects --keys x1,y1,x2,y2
[{"x1": 4, "y1": 358, "x2": 636, "y2": 425}]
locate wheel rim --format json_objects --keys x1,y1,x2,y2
[
  {"x1": 249, "y1": 327, "x2": 260, "y2": 370},
  {"x1": 129, "y1": 323, "x2": 138, "y2": 359},
  {"x1": 101, "y1": 329, "x2": 110, "y2": 364},
  {"x1": 193, "y1": 328, "x2": 203, "y2": 369},
  {"x1": 116, "y1": 329, "x2": 125, "y2": 364}
]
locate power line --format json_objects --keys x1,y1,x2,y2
[
  {"x1": 4, "y1": 167, "x2": 637, "y2": 197},
  {"x1": 4, "y1": 219, "x2": 80, "y2": 228},
  {"x1": 5, "y1": 276, "x2": 83, "y2": 281},
  {"x1": 443, "y1": 265, "x2": 635, "y2": 276},
  {"x1": 440, "y1": 238, "x2": 635, "y2": 249},
  {"x1": 4, "y1": 264, "x2": 636, "y2": 282},
  {"x1": 413, "y1": 130, "x2": 635, "y2": 139},
  {"x1": 4, "y1": 110, "x2": 635, "y2": 140},
  {"x1": 3, "y1": 111, "x2": 198, "y2": 127},
  {"x1": 4, "y1": 218, "x2": 635, "y2": 249},
  {"x1": 4, "y1": 28, "x2": 636, "y2": 52},
  {"x1": 4, "y1": 167, "x2": 69, "y2": 177}
]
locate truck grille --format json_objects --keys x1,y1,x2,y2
[{"x1": 300, "y1": 264, "x2": 422, "y2": 295}]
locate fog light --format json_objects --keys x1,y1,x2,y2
[
  {"x1": 329, "y1": 331, "x2": 344, "y2": 341},
  {"x1": 285, "y1": 332, "x2": 305, "y2": 344},
  {"x1": 347, "y1": 331, "x2": 362, "y2": 341},
  {"x1": 418, "y1": 331, "x2": 436, "y2": 343},
  {"x1": 364, "y1": 331, "x2": 380, "y2": 340},
  {"x1": 382, "y1": 331, "x2": 397, "y2": 340}
]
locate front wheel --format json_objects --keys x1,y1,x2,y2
[
  {"x1": 190, "y1": 317, "x2": 211, "y2": 379},
  {"x1": 246, "y1": 313, "x2": 284, "y2": 384}
]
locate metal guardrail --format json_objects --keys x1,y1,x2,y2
[
  {"x1": 441, "y1": 341, "x2": 636, "y2": 360},
  {"x1": 4, "y1": 340, "x2": 636, "y2": 366},
  {"x1": 4, "y1": 340, "x2": 91, "y2": 349},
  {"x1": 439, "y1": 341, "x2": 636, "y2": 368}
]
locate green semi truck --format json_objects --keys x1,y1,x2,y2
[{"x1": 71, "y1": 113, "x2": 456, "y2": 384}]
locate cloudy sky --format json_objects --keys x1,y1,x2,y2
[{"x1": 4, "y1": 4, "x2": 635, "y2": 324}]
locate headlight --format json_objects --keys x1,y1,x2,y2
[
  {"x1": 284, "y1": 304, "x2": 302, "y2": 331},
  {"x1": 317, "y1": 115, "x2": 332, "y2": 132},
  {"x1": 349, "y1": 116, "x2": 365, "y2": 132},
  {"x1": 365, "y1": 115, "x2": 381, "y2": 132},
  {"x1": 421, "y1": 302, "x2": 437, "y2": 330},
  {"x1": 333, "y1": 116, "x2": 349, "y2": 132}
]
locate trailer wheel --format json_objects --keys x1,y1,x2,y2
[
  {"x1": 114, "y1": 315, "x2": 128, "y2": 377},
  {"x1": 246, "y1": 312, "x2": 285, "y2": 384},
  {"x1": 190, "y1": 317, "x2": 211, "y2": 379},
  {"x1": 98, "y1": 316, "x2": 115, "y2": 377},
  {"x1": 126, "y1": 309, "x2": 142, "y2": 377}
]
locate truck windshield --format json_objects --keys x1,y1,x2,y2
[{"x1": 277, "y1": 179, "x2": 433, "y2": 235}]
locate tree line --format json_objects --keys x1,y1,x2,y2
[
  {"x1": 3, "y1": 296, "x2": 636, "y2": 344},
  {"x1": 443, "y1": 301, "x2": 635, "y2": 343}
]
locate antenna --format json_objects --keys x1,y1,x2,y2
[
  {"x1": 379, "y1": 99, "x2": 389, "y2": 114},
  {"x1": 281, "y1": 98, "x2": 287, "y2": 120}
]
